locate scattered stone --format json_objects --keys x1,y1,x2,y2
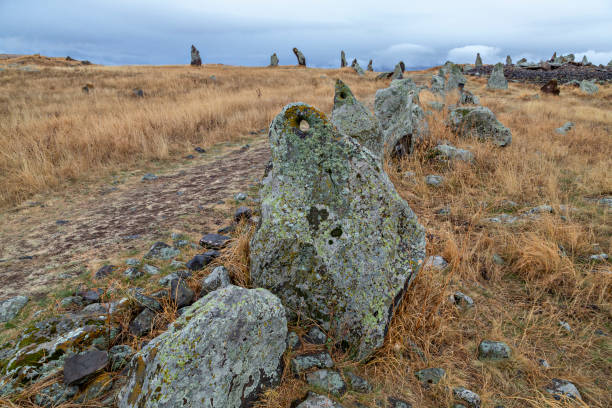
[
  {"x1": 269, "y1": 53, "x2": 279, "y2": 67},
  {"x1": 186, "y1": 250, "x2": 220, "y2": 270},
  {"x1": 306, "y1": 369, "x2": 347, "y2": 396},
  {"x1": 144, "y1": 242, "x2": 180, "y2": 260},
  {"x1": 506, "y1": 55, "x2": 512, "y2": 65},
  {"x1": 199, "y1": 233, "x2": 231, "y2": 249},
  {"x1": 449, "y1": 106, "x2": 512, "y2": 146},
  {"x1": 475, "y1": 53, "x2": 483, "y2": 67},
  {"x1": 391, "y1": 63, "x2": 403, "y2": 80},
  {"x1": 436, "y1": 206, "x2": 451, "y2": 215},
  {"x1": 579, "y1": 80, "x2": 598, "y2": 94},
  {"x1": 493, "y1": 254, "x2": 505, "y2": 265},
  {"x1": 305, "y1": 326, "x2": 327, "y2": 345},
  {"x1": 35, "y1": 382, "x2": 79, "y2": 407},
  {"x1": 345, "y1": 371, "x2": 372, "y2": 393},
  {"x1": 415, "y1": 367, "x2": 445, "y2": 385},
  {"x1": 129, "y1": 308, "x2": 156, "y2": 337},
  {"x1": 130, "y1": 290, "x2": 162, "y2": 313},
  {"x1": 190, "y1": 45, "x2": 201, "y2": 66},
  {"x1": 293, "y1": 47, "x2": 306, "y2": 66},
  {"x1": 0, "y1": 295, "x2": 29, "y2": 322},
  {"x1": 559, "y1": 321, "x2": 572, "y2": 332},
  {"x1": 63, "y1": 350, "x2": 108, "y2": 385},
  {"x1": 295, "y1": 392, "x2": 344, "y2": 408},
  {"x1": 367, "y1": 59, "x2": 373, "y2": 71},
  {"x1": 453, "y1": 387, "x2": 481, "y2": 408},
  {"x1": 141, "y1": 173, "x2": 157, "y2": 181},
  {"x1": 424, "y1": 255, "x2": 448, "y2": 270},
  {"x1": 545, "y1": 379, "x2": 582, "y2": 400},
  {"x1": 388, "y1": 397, "x2": 412, "y2": 408},
  {"x1": 123, "y1": 267, "x2": 143, "y2": 279},
  {"x1": 125, "y1": 258, "x2": 139, "y2": 266},
  {"x1": 132, "y1": 88, "x2": 144, "y2": 98},
  {"x1": 158, "y1": 270, "x2": 192, "y2": 287},
  {"x1": 169, "y1": 279, "x2": 195, "y2": 308},
  {"x1": 451, "y1": 292, "x2": 474, "y2": 308},
  {"x1": 81, "y1": 303, "x2": 108, "y2": 316},
  {"x1": 555, "y1": 121, "x2": 574, "y2": 134},
  {"x1": 485, "y1": 214, "x2": 520, "y2": 224},
  {"x1": 525, "y1": 205, "x2": 553, "y2": 216},
  {"x1": 194, "y1": 146, "x2": 205, "y2": 153},
  {"x1": 287, "y1": 331, "x2": 302, "y2": 351},
  {"x1": 431, "y1": 74, "x2": 445, "y2": 94},
  {"x1": 538, "y1": 358, "x2": 550, "y2": 369},
  {"x1": 234, "y1": 192, "x2": 247, "y2": 201},
  {"x1": 291, "y1": 352, "x2": 334, "y2": 375},
  {"x1": 251, "y1": 102, "x2": 426, "y2": 360},
  {"x1": 94, "y1": 264, "x2": 115, "y2": 279},
  {"x1": 200, "y1": 265, "x2": 231, "y2": 296},
  {"x1": 487, "y1": 63, "x2": 508, "y2": 89},
  {"x1": 340, "y1": 51, "x2": 347, "y2": 68},
  {"x1": 459, "y1": 90, "x2": 480, "y2": 105},
  {"x1": 478, "y1": 340, "x2": 512, "y2": 360},
  {"x1": 541, "y1": 79, "x2": 560, "y2": 95},
  {"x1": 433, "y1": 143, "x2": 474, "y2": 162},
  {"x1": 118, "y1": 285, "x2": 287, "y2": 408},
  {"x1": 353, "y1": 61, "x2": 365, "y2": 76},
  {"x1": 446, "y1": 64, "x2": 467, "y2": 91},
  {"x1": 598, "y1": 197, "x2": 612, "y2": 208},
  {"x1": 590, "y1": 253, "x2": 609, "y2": 261},
  {"x1": 109, "y1": 345, "x2": 134, "y2": 371},
  {"x1": 61, "y1": 296, "x2": 84, "y2": 308},
  {"x1": 425, "y1": 175, "x2": 443, "y2": 187},
  {"x1": 234, "y1": 206, "x2": 253, "y2": 222}
]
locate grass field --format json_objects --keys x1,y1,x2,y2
[{"x1": 0, "y1": 56, "x2": 610, "y2": 407}]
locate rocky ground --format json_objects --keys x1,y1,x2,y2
[{"x1": 465, "y1": 63, "x2": 612, "y2": 84}]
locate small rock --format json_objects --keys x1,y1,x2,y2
[
  {"x1": 291, "y1": 352, "x2": 334, "y2": 375},
  {"x1": 555, "y1": 122, "x2": 574, "y2": 135},
  {"x1": 424, "y1": 255, "x2": 448, "y2": 270},
  {"x1": 35, "y1": 383, "x2": 79, "y2": 407},
  {"x1": 78, "y1": 289, "x2": 102, "y2": 304},
  {"x1": 541, "y1": 79, "x2": 560, "y2": 95},
  {"x1": 186, "y1": 250, "x2": 220, "y2": 271},
  {"x1": 388, "y1": 397, "x2": 412, "y2": 408},
  {"x1": 234, "y1": 192, "x2": 247, "y2": 201},
  {"x1": 478, "y1": 340, "x2": 512, "y2": 360},
  {"x1": 60, "y1": 296, "x2": 84, "y2": 308},
  {"x1": 94, "y1": 264, "x2": 115, "y2": 279},
  {"x1": 287, "y1": 331, "x2": 302, "y2": 351},
  {"x1": 194, "y1": 147, "x2": 205, "y2": 153},
  {"x1": 453, "y1": 387, "x2": 481, "y2": 408},
  {"x1": 345, "y1": 371, "x2": 372, "y2": 393},
  {"x1": 159, "y1": 270, "x2": 192, "y2": 287},
  {"x1": 143, "y1": 264, "x2": 160, "y2": 275},
  {"x1": 63, "y1": 350, "x2": 108, "y2": 385},
  {"x1": 590, "y1": 253, "x2": 608, "y2": 261},
  {"x1": 295, "y1": 392, "x2": 344, "y2": 408},
  {"x1": 598, "y1": 197, "x2": 612, "y2": 208},
  {"x1": 538, "y1": 358, "x2": 550, "y2": 369},
  {"x1": 125, "y1": 258, "x2": 140, "y2": 266},
  {"x1": 545, "y1": 378, "x2": 582, "y2": 400},
  {"x1": 525, "y1": 205, "x2": 553, "y2": 216},
  {"x1": 425, "y1": 175, "x2": 443, "y2": 187},
  {"x1": 433, "y1": 143, "x2": 474, "y2": 162},
  {"x1": 436, "y1": 206, "x2": 451, "y2": 215},
  {"x1": 55, "y1": 219, "x2": 70, "y2": 225},
  {"x1": 81, "y1": 303, "x2": 108, "y2": 315},
  {"x1": 130, "y1": 290, "x2": 163, "y2": 312},
  {"x1": 306, "y1": 369, "x2": 347, "y2": 396},
  {"x1": 141, "y1": 173, "x2": 157, "y2": 181},
  {"x1": 305, "y1": 326, "x2": 327, "y2": 345},
  {"x1": 170, "y1": 260, "x2": 185, "y2": 268},
  {"x1": 199, "y1": 233, "x2": 231, "y2": 249},
  {"x1": 492, "y1": 254, "x2": 505, "y2": 265},
  {"x1": 129, "y1": 308, "x2": 156, "y2": 337},
  {"x1": 415, "y1": 367, "x2": 445, "y2": 385},
  {"x1": 109, "y1": 345, "x2": 134, "y2": 371},
  {"x1": 234, "y1": 206, "x2": 253, "y2": 222},
  {"x1": 0, "y1": 295, "x2": 29, "y2": 322},
  {"x1": 170, "y1": 279, "x2": 195, "y2": 308},
  {"x1": 123, "y1": 267, "x2": 143, "y2": 279},
  {"x1": 144, "y1": 242, "x2": 180, "y2": 260},
  {"x1": 559, "y1": 321, "x2": 572, "y2": 332},
  {"x1": 132, "y1": 88, "x2": 144, "y2": 98},
  {"x1": 451, "y1": 291, "x2": 474, "y2": 308},
  {"x1": 200, "y1": 266, "x2": 231, "y2": 296}
]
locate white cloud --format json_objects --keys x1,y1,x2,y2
[
  {"x1": 374, "y1": 43, "x2": 436, "y2": 69},
  {"x1": 446, "y1": 45, "x2": 503, "y2": 65}
]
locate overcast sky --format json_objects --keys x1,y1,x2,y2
[{"x1": 1, "y1": 1, "x2": 611, "y2": 70}]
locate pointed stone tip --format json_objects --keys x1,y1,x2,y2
[{"x1": 333, "y1": 80, "x2": 355, "y2": 107}]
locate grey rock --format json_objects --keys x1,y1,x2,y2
[
  {"x1": 287, "y1": 331, "x2": 302, "y2": 351},
  {"x1": 63, "y1": 350, "x2": 108, "y2": 385},
  {"x1": 453, "y1": 387, "x2": 481, "y2": 408},
  {"x1": 61, "y1": 296, "x2": 84, "y2": 308},
  {"x1": 129, "y1": 308, "x2": 156, "y2": 337},
  {"x1": 590, "y1": 253, "x2": 609, "y2": 261},
  {"x1": 306, "y1": 369, "x2": 347, "y2": 396},
  {"x1": 251, "y1": 102, "x2": 426, "y2": 360},
  {"x1": 123, "y1": 267, "x2": 143, "y2": 279},
  {"x1": 538, "y1": 358, "x2": 550, "y2": 369},
  {"x1": 478, "y1": 340, "x2": 512, "y2": 360},
  {"x1": 293, "y1": 47, "x2": 306, "y2": 66},
  {"x1": 559, "y1": 321, "x2": 572, "y2": 332},
  {"x1": 200, "y1": 265, "x2": 231, "y2": 296},
  {"x1": 234, "y1": 206, "x2": 253, "y2": 222},
  {"x1": 353, "y1": 61, "x2": 365, "y2": 76},
  {"x1": 305, "y1": 326, "x2": 327, "y2": 345},
  {"x1": 81, "y1": 303, "x2": 108, "y2": 315},
  {"x1": 94, "y1": 264, "x2": 115, "y2": 279},
  {"x1": 367, "y1": 59, "x2": 373, "y2": 71},
  {"x1": 475, "y1": 53, "x2": 483, "y2": 67},
  {"x1": 291, "y1": 352, "x2": 334, "y2": 375},
  {"x1": 579, "y1": 80, "x2": 598, "y2": 94},
  {"x1": 186, "y1": 250, "x2": 220, "y2": 270},
  {"x1": 459, "y1": 90, "x2": 480, "y2": 105},
  {"x1": 433, "y1": 143, "x2": 474, "y2": 162},
  {"x1": 485, "y1": 213, "x2": 520, "y2": 224},
  {"x1": 452, "y1": 291, "x2": 474, "y2": 308},
  {"x1": 126, "y1": 258, "x2": 140, "y2": 266},
  {"x1": 141, "y1": 173, "x2": 157, "y2": 181},
  {"x1": 388, "y1": 397, "x2": 412, "y2": 408},
  {"x1": 525, "y1": 205, "x2": 553, "y2": 216},
  {"x1": 130, "y1": 290, "x2": 162, "y2": 313},
  {"x1": 109, "y1": 345, "x2": 134, "y2": 371},
  {"x1": 118, "y1": 285, "x2": 287, "y2": 408},
  {"x1": 331, "y1": 80, "x2": 383, "y2": 158},
  {"x1": 345, "y1": 371, "x2": 372, "y2": 393},
  {"x1": 415, "y1": 367, "x2": 445, "y2": 385},
  {"x1": 445, "y1": 64, "x2": 467, "y2": 91},
  {"x1": 425, "y1": 175, "x2": 443, "y2": 187},
  {"x1": 449, "y1": 106, "x2": 512, "y2": 147},
  {"x1": 424, "y1": 255, "x2": 448, "y2": 270},
  {"x1": 375, "y1": 79, "x2": 427, "y2": 159},
  {"x1": 190, "y1": 45, "x2": 202, "y2": 66},
  {"x1": 144, "y1": 242, "x2": 180, "y2": 260},
  {"x1": 598, "y1": 197, "x2": 612, "y2": 207},
  {"x1": 158, "y1": 270, "x2": 192, "y2": 286},
  {"x1": 296, "y1": 392, "x2": 344, "y2": 408},
  {"x1": 430, "y1": 74, "x2": 445, "y2": 94},
  {"x1": 493, "y1": 254, "x2": 505, "y2": 265},
  {"x1": 170, "y1": 259, "x2": 186, "y2": 268},
  {"x1": 270, "y1": 53, "x2": 279, "y2": 67},
  {"x1": 506, "y1": 55, "x2": 512, "y2": 65},
  {"x1": 428, "y1": 101, "x2": 445, "y2": 111},
  {"x1": 487, "y1": 63, "x2": 508, "y2": 89},
  {"x1": 545, "y1": 378, "x2": 582, "y2": 400},
  {"x1": 0, "y1": 295, "x2": 29, "y2": 322},
  {"x1": 199, "y1": 233, "x2": 231, "y2": 249},
  {"x1": 555, "y1": 122, "x2": 574, "y2": 134},
  {"x1": 391, "y1": 63, "x2": 403, "y2": 80},
  {"x1": 169, "y1": 279, "x2": 195, "y2": 308},
  {"x1": 234, "y1": 192, "x2": 247, "y2": 201},
  {"x1": 140, "y1": 264, "x2": 159, "y2": 275},
  {"x1": 341, "y1": 51, "x2": 347, "y2": 68},
  {"x1": 35, "y1": 382, "x2": 79, "y2": 407}
]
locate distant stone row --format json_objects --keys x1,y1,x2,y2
[{"x1": 472, "y1": 51, "x2": 612, "y2": 69}]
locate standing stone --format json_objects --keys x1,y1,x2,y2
[
  {"x1": 608, "y1": 59, "x2": 612, "y2": 67},
  {"x1": 270, "y1": 53, "x2": 279, "y2": 67},
  {"x1": 449, "y1": 106, "x2": 512, "y2": 146},
  {"x1": 487, "y1": 63, "x2": 508, "y2": 89},
  {"x1": 250, "y1": 102, "x2": 426, "y2": 360},
  {"x1": 399, "y1": 61, "x2": 406, "y2": 72},
  {"x1": 581, "y1": 55, "x2": 588, "y2": 65},
  {"x1": 351, "y1": 58, "x2": 357, "y2": 68},
  {"x1": 118, "y1": 286, "x2": 287, "y2": 408},
  {"x1": 331, "y1": 80, "x2": 383, "y2": 158},
  {"x1": 475, "y1": 53, "x2": 483, "y2": 67},
  {"x1": 353, "y1": 61, "x2": 365, "y2": 76},
  {"x1": 430, "y1": 74, "x2": 445, "y2": 94},
  {"x1": 341, "y1": 51, "x2": 347, "y2": 68},
  {"x1": 550, "y1": 52, "x2": 557, "y2": 62},
  {"x1": 190, "y1": 45, "x2": 202, "y2": 67},
  {"x1": 445, "y1": 64, "x2": 467, "y2": 91},
  {"x1": 367, "y1": 59, "x2": 373, "y2": 71},
  {"x1": 391, "y1": 63, "x2": 403, "y2": 80},
  {"x1": 506, "y1": 55, "x2": 512, "y2": 65},
  {"x1": 293, "y1": 47, "x2": 306, "y2": 66},
  {"x1": 375, "y1": 79, "x2": 428, "y2": 159}
]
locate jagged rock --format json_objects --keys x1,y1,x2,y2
[
  {"x1": 341, "y1": 51, "x2": 347, "y2": 68},
  {"x1": 63, "y1": 349, "x2": 108, "y2": 385},
  {"x1": 579, "y1": 80, "x2": 598, "y2": 94},
  {"x1": 541, "y1": 79, "x2": 560, "y2": 95},
  {"x1": 415, "y1": 367, "x2": 445, "y2": 385},
  {"x1": 124, "y1": 267, "x2": 143, "y2": 279},
  {"x1": 306, "y1": 370, "x2": 347, "y2": 396},
  {"x1": 555, "y1": 122, "x2": 574, "y2": 134},
  {"x1": 451, "y1": 291, "x2": 474, "y2": 308},
  {"x1": 94, "y1": 264, "x2": 115, "y2": 279},
  {"x1": 199, "y1": 233, "x2": 230, "y2": 249},
  {"x1": 200, "y1": 265, "x2": 231, "y2": 296},
  {"x1": 559, "y1": 321, "x2": 572, "y2": 331},
  {"x1": 438, "y1": 61, "x2": 455, "y2": 76},
  {"x1": 129, "y1": 308, "x2": 156, "y2": 336},
  {"x1": 367, "y1": 59, "x2": 373, "y2": 71},
  {"x1": 331, "y1": 80, "x2": 383, "y2": 158},
  {"x1": 608, "y1": 59, "x2": 612, "y2": 67},
  {"x1": 375, "y1": 79, "x2": 427, "y2": 159},
  {"x1": 190, "y1": 45, "x2": 202, "y2": 66},
  {"x1": 305, "y1": 326, "x2": 327, "y2": 345},
  {"x1": 475, "y1": 53, "x2": 483, "y2": 67},
  {"x1": 446, "y1": 64, "x2": 467, "y2": 91},
  {"x1": 431, "y1": 74, "x2": 445, "y2": 94},
  {"x1": 251, "y1": 102, "x2": 426, "y2": 359},
  {"x1": 61, "y1": 296, "x2": 84, "y2": 308},
  {"x1": 449, "y1": 106, "x2": 512, "y2": 146},
  {"x1": 186, "y1": 250, "x2": 219, "y2": 270},
  {"x1": 353, "y1": 61, "x2": 365, "y2": 76},
  {"x1": 424, "y1": 255, "x2": 448, "y2": 269},
  {"x1": 478, "y1": 340, "x2": 512, "y2": 360},
  {"x1": 291, "y1": 352, "x2": 334, "y2": 375},
  {"x1": 158, "y1": 270, "x2": 192, "y2": 287},
  {"x1": 117, "y1": 285, "x2": 287, "y2": 408},
  {"x1": 351, "y1": 58, "x2": 357, "y2": 68},
  {"x1": 459, "y1": 89, "x2": 480, "y2": 105},
  {"x1": 234, "y1": 206, "x2": 253, "y2": 222},
  {"x1": 454, "y1": 387, "x2": 481, "y2": 408},
  {"x1": 109, "y1": 345, "x2": 134, "y2": 371},
  {"x1": 388, "y1": 397, "x2": 412, "y2": 408},
  {"x1": 550, "y1": 52, "x2": 557, "y2": 62},
  {"x1": 545, "y1": 379, "x2": 582, "y2": 400},
  {"x1": 293, "y1": 47, "x2": 306, "y2": 66},
  {"x1": 0, "y1": 295, "x2": 29, "y2": 322},
  {"x1": 144, "y1": 242, "x2": 180, "y2": 260},
  {"x1": 506, "y1": 55, "x2": 512, "y2": 65},
  {"x1": 425, "y1": 175, "x2": 443, "y2": 187},
  {"x1": 270, "y1": 53, "x2": 279, "y2": 67},
  {"x1": 487, "y1": 63, "x2": 508, "y2": 89},
  {"x1": 169, "y1": 279, "x2": 194, "y2": 308},
  {"x1": 287, "y1": 331, "x2": 302, "y2": 350},
  {"x1": 296, "y1": 392, "x2": 344, "y2": 408},
  {"x1": 143, "y1": 264, "x2": 160, "y2": 275},
  {"x1": 345, "y1": 371, "x2": 372, "y2": 393}
]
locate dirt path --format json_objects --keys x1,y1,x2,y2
[{"x1": 0, "y1": 138, "x2": 271, "y2": 299}]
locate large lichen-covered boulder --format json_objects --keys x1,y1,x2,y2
[
  {"x1": 375, "y1": 79, "x2": 428, "y2": 159},
  {"x1": 250, "y1": 103, "x2": 426, "y2": 360},
  {"x1": 331, "y1": 80, "x2": 382, "y2": 158},
  {"x1": 487, "y1": 63, "x2": 508, "y2": 89},
  {"x1": 449, "y1": 106, "x2": 512, "y2": 146},
  {"x1": 117, "y1": 285, "x2": 287, "y2": 408}
]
